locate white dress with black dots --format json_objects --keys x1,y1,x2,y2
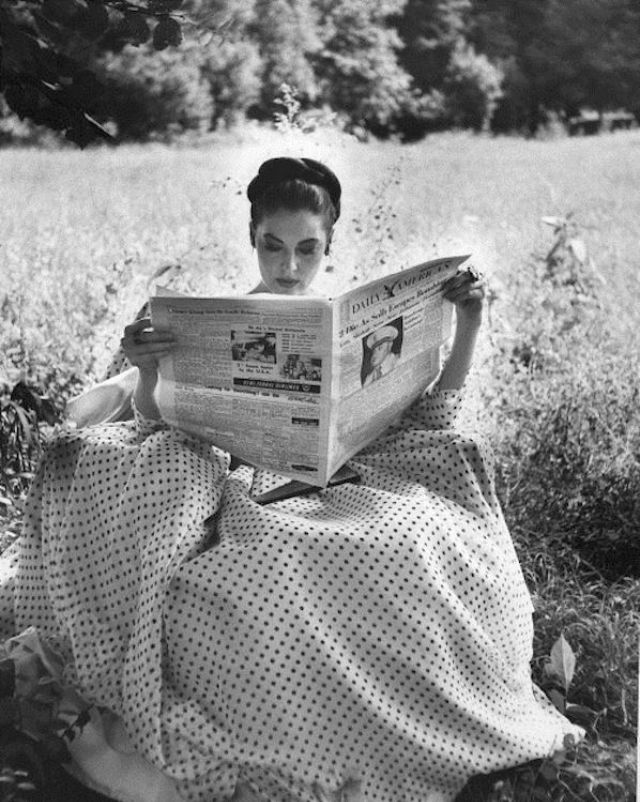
[{"x1": 7, "y1": 390, "x2": 581, "y2": 802}]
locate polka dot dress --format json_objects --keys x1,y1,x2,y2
[{"x1": 8, "y1": 390, "x2": 581, "y2": 802}]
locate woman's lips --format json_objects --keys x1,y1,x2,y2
[{"x1": 276, "y1": 279, "x2": 299, "y2": 288}]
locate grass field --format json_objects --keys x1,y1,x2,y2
[{"x1": 1, "y1": 127, "x2": 638, "y2": 800}]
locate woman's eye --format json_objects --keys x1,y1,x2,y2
[
  {"x1": 265, "y1": 243, "x2": 281, "y2": 252},
  {"x1": 298, "y1": 246, "x2": 317, "y2": 256}
]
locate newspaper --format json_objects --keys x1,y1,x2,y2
[{"x1": 150, "y1": 254, "x2": 469, "y2": 486}]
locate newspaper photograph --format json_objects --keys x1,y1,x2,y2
[{"x1": 150, "y1": 254, "x2": 469, "y2": 486}]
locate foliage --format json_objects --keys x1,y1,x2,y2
[
  {"x1": 443, "y1": 41, "x2": 503, "y2": 131},
  {"x1": 485, "y1": 215, "x2": 640, "y2": 580},
  {"x1": 469, "y1": 0, "x2": 640, "y2": 133},
  {"x1": 248, "y1": 0, "x2": 320, "y2": 115},
  {"x1": 312, "y1": 0, "x2": 416, "y2": 132},
  {"x1": 0, "y1": 0, "x2": 188, "y2": 145},
  {"x1": 0, "y1": 382, "x2": 59, "y2": 505},
  {"x1": 3, "y1": 0, "x2": 640, "y2": 143},
  {"x1": 201, "y1": 37, "x2": 261, "y2": 129},
  {"x1": 395, "y1": 0, "x2": 471, "y2": 91},
  {"x1": 525, "y1": 0, "x2": 640, "y2": 118},
  {"x1": 393, "y1": 0, "x2": 505, "y2": 135},
  {"x1": 94, "y1": 40, "x2": 214, "y2": 140}
]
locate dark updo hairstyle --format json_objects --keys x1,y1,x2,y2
[{"x1": 247, "y1": 157, "x2": 341, "y2": 237}]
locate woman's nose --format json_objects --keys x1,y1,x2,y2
[{"x1": 281, "y1": 251, "x2": 298, "y2": 275}]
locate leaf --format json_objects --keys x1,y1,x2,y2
[
  {"x1": 3, "y1": 82, "x2": 39, "y2": 120},
  {"x1": 33, "y1": 10, "x2": 66, "y2": 43},
  {"x1": 547, "y1": 687, "x2": 566, "y2": 714},
  {"x1": 1, "y1": 23, "x2": 40, "y2": 74},
  {"x1": 568, "y1": 237, "x2": 587, "y2": 263},
  {"x1": 547, "y1": 634, "x2": 576, "y2": 692},
  {"x1": 42, "y1": 0, "x2": 80, "y2": 25},
  {"x1": 541, "y1": 216, "x2": 563, "y2": 227},
  {"x1": 565, "y1": 702, "x2": 599, "y2": 729},
  {"x1": 148, "y1": 0, "x2": 183, "y2": 11},
  {"x1": 152, "y1": 17, "x2": 182, "y2": 50},
  {"x1": 76, "y1": 2, "x2": 110, "y2": 39},
  {"x1": 10, "y1": 403, "x2": 35, "y2": 445},
  {"x1": 67, "y1": 70, "x2": 104, "y2": 108},
  {"x1": 117, "y1": 11, "x2": 151, "y2": 45}
]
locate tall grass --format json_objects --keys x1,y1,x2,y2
[{"x1": 1, "y1": 128, "x2": 638, "y2": 800}]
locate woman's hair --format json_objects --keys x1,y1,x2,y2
[{"x1": 247, "y1": 157, "x2": 341, "y2": 233}]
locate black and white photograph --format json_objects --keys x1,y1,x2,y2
[
  {"x1": 360, "y1": 318, "x2": 403, "y2": 387},
  {"x1": 0, "y1": 3, "x2": 637, "y2": 801}
]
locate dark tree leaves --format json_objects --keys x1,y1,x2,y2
[
  {"x1": 76, "y1": 1, "x2": 110, "y2": 40},
  {"x1": 41, "y1": 0, "x2": 82, "y2": 27},
  {"x1": 148, "y1": 0, "x2": 183, "y2": 14},
  {"x1": 0, "y1": 0, "x2": 184, "y2": 145},
  {"x1": 152, "y1": 17, "x2": 182, "y2": 50},
  {"x1": 115, "y1": 11, "x2": 152, "y2": 46}
]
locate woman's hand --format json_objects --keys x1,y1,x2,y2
[
  {"x1": 120, "y1": 318, "x2": 175, "y2": 419},
  {"x1": 121, "y1": 317, "x2": 175, "y2": 371},
  {"x1": 442, "y1": 266, "x2": 486, "y2": 330}
]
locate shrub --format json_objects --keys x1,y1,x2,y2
[
  {"x1": 201, "y1": 39, "x2": 262, "y2": 128},
  {"x1": 443, "y1": 42, "x2": 504, "y2": 132},
  {"x1": 484, "y1": 215, "x2": 640, "y2": 580}
]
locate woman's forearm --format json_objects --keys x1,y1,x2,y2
[
  {"x1": 436, "y1": 315, "x2": 481, "y2": 391},
  {"x1": 134, "y1": 368, "x2": 162, "y2": 420}
]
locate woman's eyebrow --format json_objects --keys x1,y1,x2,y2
[{"x1": 263, "y1": 233, "x2": 320, "y2": 246}]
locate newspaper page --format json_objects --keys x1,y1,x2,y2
[
  {"x1": 151, "y1": 294, "x2": 335, "y2": 485},
  {"x1": 151, "y1": 254, "x2": 469, "y2": 486},
  {"x1": 325, "y1": 255, "x2": 469, "y2": 475}
]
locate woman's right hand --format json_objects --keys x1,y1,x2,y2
[
  {"x1": 120, "y1": 318, "x2": 176, "y2": 419},
  {"x1": 120, "y1": 317, "x2": 175, "y2": 372}
]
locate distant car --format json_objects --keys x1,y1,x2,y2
[{"x1": 568, "y1": 109, "x2": 636, "y2": 136}]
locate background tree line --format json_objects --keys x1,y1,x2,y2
[{"x1": 1, "y1": 0, "x2": 640, "y2": 145}]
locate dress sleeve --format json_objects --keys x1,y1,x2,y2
[{"x1": 396, "y1": 387, "x2": 463, "y2": 431}]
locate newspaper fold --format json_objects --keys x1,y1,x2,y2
[{"x1": 151, "y1": 254, "x2": 469, "y2": 486}]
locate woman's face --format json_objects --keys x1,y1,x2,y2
[{"x1": 252, "y1": 209, "x2": 328, "y2": 295}]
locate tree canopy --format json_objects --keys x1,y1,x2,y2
[{"x1": 1, "y1": 0, "x2": 639, "y2": 144}]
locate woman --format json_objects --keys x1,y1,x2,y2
[{"x1": 2, "y1": 157, "x2": 580, "y2": 802}]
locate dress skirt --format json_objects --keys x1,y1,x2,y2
[{"x1": 1, "y1": 391, "x2": 581, "y2": 802}]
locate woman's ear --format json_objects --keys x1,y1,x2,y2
[
  {"x1": 249, "y1": 222, "x2": 256, "y2": 248},
  {"x1": 324, "y1": 230, "x2": 333, "y2": 256}
]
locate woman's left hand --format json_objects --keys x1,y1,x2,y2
[{"x1": 442, "y1": 267, "x2": 486, "y2": 328}]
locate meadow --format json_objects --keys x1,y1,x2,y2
[{"x1": 1, "y1": 127, "x2": 639, "y2": 800}]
